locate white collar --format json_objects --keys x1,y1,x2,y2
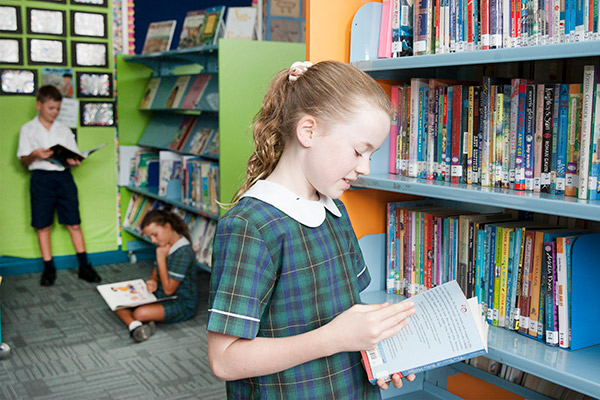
[
  {"x1": 241, "y1": 180, "x2": 341, "y2": 227},
  {"x1": 168, "y1": 236, "x2": 190, "y2": 255}
]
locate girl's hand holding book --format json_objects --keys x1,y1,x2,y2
[{"x1": 324, "y1": 300, "x2": 416, "y2": 353}]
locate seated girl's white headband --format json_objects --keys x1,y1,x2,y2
[{"x1": 288, "y1": 61, "x2": 313, "y2": 82}]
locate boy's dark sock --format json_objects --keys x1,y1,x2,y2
[
  {"x1": 76, "y1": 252, "x2": 88, "y2": 267},
  {"x1": 78, "y1": 256, "x2": 101, "y2": 283},
  {"x1": 41, "y1": 259, "x2": 56, "y2": 286}
]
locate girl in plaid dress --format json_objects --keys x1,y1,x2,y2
[
  {"x1": 207, "y1": 60, "x2": 417, "y2": 399},
  {"x1": 115, "y1": 210, "x2": 199, "y2": 342}
]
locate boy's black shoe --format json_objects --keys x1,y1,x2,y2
[
  {"x1": 131, "y1": 321, "x2": 156, "y2": 343},
  {"x1": 40, "y1": 268, "x2": 56, "y2": 286},
  {"x1": 78, "y1": 265, "x2": 101, "y2": 283}
]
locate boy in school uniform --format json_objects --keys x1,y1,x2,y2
[{"x1": 17, "y1": 85, "x2": 101, "y2": 286}]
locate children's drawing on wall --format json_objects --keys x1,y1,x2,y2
[
  {"x1": 270, "y1": 0, "x2": 301, "y2": 18},
  {"x1": 41, "y1": 68, "x2": 74, "y2": 98}
]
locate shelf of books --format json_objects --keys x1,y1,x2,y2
[
  {"x1": 122, "y1": 193, "x2": 215, "y2": 273},
  {"x1": 343, "y1": 0, "x2": 600, "y2": 398}
]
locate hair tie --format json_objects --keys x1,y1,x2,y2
[{"x1": 288, "y1": 61, "x2": 313, "y2": 82}]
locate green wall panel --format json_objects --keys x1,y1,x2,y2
[{"x1": 218, "y1": 39, "x2": 306, "y2": 207}]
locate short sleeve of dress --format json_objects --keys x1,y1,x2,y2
[
  {"x1": 207, "y1": 213, "x2": 278, "y2": 340},
  {"x1": 167, "y1": 245, "x2": 194, "y2": 281}
]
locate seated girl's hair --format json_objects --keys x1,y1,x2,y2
[
  {"x1": 231, "y1": 60, "x2": 391, "y2": 204},
  {"x1": 141, "y1": 209, "x2": 192, "y2": 243}
]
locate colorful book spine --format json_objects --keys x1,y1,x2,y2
[
  {"x1": 451, "y1": 85, "x2": 463, "y2": 183},
  {"x1": 518, "y1": 230, "x2": 535, "y2": 335},
  {"x1": 551, "y1": 84, "x2": 561, "y2": 194},
  {"x1": 527, "y1": 231, "x2": 545, "y2": 338},
  {"x1": 544, "y1": 241, "x2": 559, "y2": 346},
  {"x1": 390, "y1": 86, "x2": 401, "y2": 174},
  {"x1": 409, "y1": 79, "x2": 428, "y2": 177},
  {"x1": 565, "y1": 84, "x2": 582, "y2": 197},
  {"x1": 486, "y1": 225, "x2": 497, "y2": 324},
  {"x1": 502, "y1": 85, "x2": 512, "y2": 187},
  {"x1": 524, "y1": 84, "x2": 536, "y2": 191},
  {"x1": 444, "y1": 86, "x2": 453, "y2": 181},
  {"x1": 533, "y1": 84, "x2": 545, "y2": 192},
  {"x1": 498, "y1": 226, "x2": 512, "y2": 327},
  {"x1": 556, "y1": 236, "x2": 570, "y2": 348},
  {"x1": 556, "y1": 84, "x2": 570, "y2": 194},
  {"x1": 541, "y1": 85, "x2": 555, "y2": 193},
  {"x1": 578, "y1": 65, "x2": 598, "y2": 198},
  {"x1": 378, "y1": 0, "x2": 393, "y2": 58},
  {"x1": 414, "y1": 0, "x2": 430, "y2": 55},
  {"x1": 590, "y1": 83, "x2": 600, "y2": 199},
  {"x1": 515, "y1": 82, "x2": 528, "y2": 190}
]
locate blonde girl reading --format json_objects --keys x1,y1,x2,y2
[{"x1": 207, "y1": 61, "x2": 416, "y2": 398}]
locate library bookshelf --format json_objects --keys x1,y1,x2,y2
[
  {"x1": 306, "y1": 0, "x2": 600, "y2": 398},
  {"x1": 116, "y1": 39, "x2": 305, "y2": 267}
]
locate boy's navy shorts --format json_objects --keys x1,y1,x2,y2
[{"x1": 30, "y1": 170, "x2": 81, "y2": 229}]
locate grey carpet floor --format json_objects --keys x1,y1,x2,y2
[{"x1": 0, "y1": 261, "x2": 227, "y2": 400}]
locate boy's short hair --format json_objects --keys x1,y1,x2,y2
[{"x1": 37, "y1": 85, "x2": 63, "y2": 103}]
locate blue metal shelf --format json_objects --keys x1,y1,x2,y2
[
  {"x1": 123, "y1": 185, "x2": 219, "y2": 220},
  {"x1": 122, "y1": 227, "x2": 211, "y2": 273},
  {"x1": 124, "y1": 45, "x2": 219, "y2": 75},
  {"x1": 352, "y1": 174, "x2": 600, "y2": 222},
  {"x1": 352, "y1": 40, "x2": 600, "y2": 80}
]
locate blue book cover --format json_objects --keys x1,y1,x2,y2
[
  {"x1": 475, "y1": 227, "x2": 486, "y2": 304},
  {"x1": 486, "y1": 225, "x2": 497, "y2": 324},
  {"x1": 556, "y1": 84, "x2": 569, "y2": 194}
]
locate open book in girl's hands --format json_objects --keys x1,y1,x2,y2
[
  {"x1": 361, "y1": 280, "x2": 488, "y2": 384},
  {"x1": 97, "y1": 279, "x2": 176, "y2": 311},
  {"x1": 49, "y1": 143, "x2": 107, "y2": 167}
]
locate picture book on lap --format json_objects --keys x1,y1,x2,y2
[
  {"x1": 361, "y1": 280, "x2": 488, "y2": 384},
  {"x1": 141, "y1": 20, "x2": 177, "y2": 54},
  {"x1": 97, "y1": 279, "x2": 176, "y2": 311},
  {"x1": 177, "y1": 10, "x2": 206, "y2": 49}
]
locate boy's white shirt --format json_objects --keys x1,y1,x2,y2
[
  {"x1": 16, "y1": 116, "x2": 79, "y2": 171},
  {"x1": 241, "y1": 180, "x2": 341, "y2": 227}
]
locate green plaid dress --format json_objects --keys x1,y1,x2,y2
[
  {"x1": 208, "y1": 182, "x2": 380, "y2": 399},
  {"x1": 155, "y1": 239, "x2": 198, "y2": 323}
]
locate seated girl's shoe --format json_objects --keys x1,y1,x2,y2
[{"x1": 130, "y1": 321, "x2": 156, "y2": 343}]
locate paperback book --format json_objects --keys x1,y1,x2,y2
[
  {"x1": 361, "y1": 280, "x2": 488, "y2": 383},
  {"x1": 97, "y1": 279, "x2": 176, "y2": 311},
  {"x1": 177, "y1": 10, "x2": 206, "y2": 49},
  {"x1": 141, "y1": 20, "x2": 177, "y2": 54}
]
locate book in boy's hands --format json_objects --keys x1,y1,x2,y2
[
  {"x1": 361, "y1": 280, "x2": 488, "y2": 384},
  {"x1": 49, "y1": 143, "x2": 107, "y2": 167},
  {"x1": 97, "y1": 279, "x2": 177, "y2": 311},
  {"x1": 141, "y1": 20, "x2": 177, "y2": 54}
]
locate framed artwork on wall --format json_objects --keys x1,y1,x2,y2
[
  {"x1": 0, "y1": 6, "x2": 22, "y2": 34},
  {"x1": 27, "y1": 8, "x2": 67, "y2": 37},
  {"x1": 80, "y1": 101, "x2": 116, "y2": 126},
  {"x1": 0, "y1": 69, "x2": 38, "y2": 96},
  {"x1": 76, "y1": 71, "x2": 113, "y2": 98},
  {"x1": 70, "y1": 0, "x2": 108, "y2": 7},
  {"x1": 71, "y1": 41, "x2": 108, "y2": 67},
  {"x1": 0, "y1": 38, "x2": 23, "y2": 65},
  {"x1": 27, "y1": 38, "x2": 67, "y2": 65},
  {"x1": 71, "y1": 10, "x2": 107, "y2": 38}
]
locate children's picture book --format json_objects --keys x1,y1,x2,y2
[
  {"x1": 200, "y1": 6, "x2": 226, "y2": 46},
  {"x1": 139, "y1": 77, "x2": 161, "y2": 109},
  {"x1": 177, "y1": 10, "x2": 206, "y2": 49},
  {"x1": 361, "y1": 280, "x2": 488, "y2": 384},
  {"x1": 180, "y1": 74, "x2": 211, "y2": 110},
  {"x1": 165, "y1": 75, "x2": 191, "y2": 109},
  {"x1": 97, "y1": 279, "x2": 177, "y2": 311},
  {"x1": 224, "y1": 7, "x2": 257, "y2": 40},
  {"x1": 49, "y1": 142, "x2": 107, "y2": 167},
  {"x1": 141, "y1": 20, "x2": 177, "y2": 54}
]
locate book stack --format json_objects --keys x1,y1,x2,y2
[
  {"x1": 376, "y1": 0, "x2": 600, "y2": 58},
  {"x1": 388, "y1": 65, "x2": 600, "y2": 199},
  {"x1": 385, "y1": 201, "x2": 600, "y2": 350}
]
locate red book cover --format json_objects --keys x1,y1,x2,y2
[
  {"x1": 180, "y1": 74, "x2": 211, "y2": 110},
  {"x1": 424, "y1": 211, "x2": 434, "y2": 290},
  {"x1": 481, "y1": 0, "x2": 490, "y2": 49},
  {"x1": 451, "y1": 85, "x2": 463, "y2": 183}
]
